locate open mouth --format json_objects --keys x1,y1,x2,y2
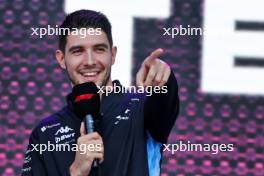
[{"x1": 80, "y1": 71, "x2": 100, "y2": 82}]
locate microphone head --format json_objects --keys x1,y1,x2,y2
[{"x1": 71, "y1": 82, "x2": 100, "y2": 119}]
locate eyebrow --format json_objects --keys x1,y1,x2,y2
[
  {"x1": 68, "y1": 43, "x2": 109, "y2": 53},
  {"x1": 68, "y1": 45, "x2": 84, "y2": 53},
  {"x1": 94, "y1": 43, "x2": 109, "y2": 49}
]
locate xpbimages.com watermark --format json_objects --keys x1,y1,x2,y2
[
  {"x1": 97, "y1": 85, "x2": 168, "y2": 96},
  {"x1": 163, "y1": 141, "x2": 234, "y2": 155},
  {"x1": 163, "y1": 25, "x2": 205, "y2": 38},
  {"x1": 29, "y1": 140, "x2": 234, "y2": 155},
  {"x1": 30, "y1": 25, "x2": 102, "y2": 38},
  {"x1": 30, "y1": 141, "x2": 102, "y2": 155},
  {"x1": 31, "y1": 24, "x2": 204, "y2": 39}
]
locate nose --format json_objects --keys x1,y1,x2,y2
[{"x1": 83, "y1": 49, "x2": 96, "y2": 66}]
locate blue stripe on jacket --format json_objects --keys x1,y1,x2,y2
[{"x1": 147, "y1": 132, "x2": 162, "y2": 176}]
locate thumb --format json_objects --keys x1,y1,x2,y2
[{"x1": 80, "y1": 122, "x2": 86, "y2": 136}]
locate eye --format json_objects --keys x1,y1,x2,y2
[
  {"x1": 72, "y1": 49, "x2": 83, "y2": 55},
  {"x1": 95, "y1": 47, "x2": 106, "y2": 52}
]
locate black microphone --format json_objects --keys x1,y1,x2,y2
[{"x1": 72, "y1": 82, "x2": 100, "y2": 167}]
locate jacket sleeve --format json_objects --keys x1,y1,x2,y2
[
  {"x1": 21, "y1": 130, "x2": 47, "y2": 176},
  {"x1": 144, "y1": 69, "x2": 180, "y2": 143}
]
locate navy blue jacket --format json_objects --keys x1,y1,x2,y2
[{"x1": 21, "y1": 71, "x2": 179, "y2": 176}]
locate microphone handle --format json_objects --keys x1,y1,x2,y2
[{"x1": 85, "y1": 114, "x2": 99, "y2": 167}]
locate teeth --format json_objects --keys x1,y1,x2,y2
[{"x1": 82, "y1": 72, "x2": 97, "y2": 76}]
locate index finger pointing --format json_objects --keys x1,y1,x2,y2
[
  {"x1": 149, "y1": 48, "x2": 164, "y2": 60},
  {"x1": 144, "y1": 48, "x2": 164, "y2": 67}
]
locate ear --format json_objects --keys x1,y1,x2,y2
[
  {"x1": 111, "y1": 46, "x2": 117, "y2": 65},
  {"x1": 55, "y1": 50, "x2": 66, "y2": 69}
]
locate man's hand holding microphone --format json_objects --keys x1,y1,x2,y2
[{"x1": 70, "y1": 82, "x2": 103, "y2": 176}]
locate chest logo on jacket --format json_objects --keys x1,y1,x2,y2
[
  {"x1": 55, "y1": 126, "x2": 73, "y2": 135},
  {"x1": 40, "y1": 123, "x2": 61, "y2": 132},
  {"x1": 114, "y1": 108, "x2": 131, "y2": 125},
  {"x1": 54, "y1": 126, "x2": 75, "y2": 144},
  {"x1": 114, "y1": 97, "x2": 140, "y2": 125}
]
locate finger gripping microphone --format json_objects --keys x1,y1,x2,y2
[{"x1": 72, "y1": 82, "x2": 100, "y2": 167}]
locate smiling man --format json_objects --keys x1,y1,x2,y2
[
  {"x1": 22, "y1": 10, "x2": 179, "y2": 176},
  {"x1": 56, "y1": 27, "x2": 115, "y2": 87}
]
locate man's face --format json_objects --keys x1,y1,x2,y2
[{"x1": 56, "y1": 29, "x2": 116, "y2": 87}]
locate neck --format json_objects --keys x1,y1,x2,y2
[{"x1": 99, "y1": 78, "x2": 113, "y2": 99}]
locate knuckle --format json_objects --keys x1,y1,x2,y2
[
  {"x1": 155, "y1": 77, "x2": 161, "y2": 82},
  {"x1": 94, "y1": 132, "x2": 100, "y2": 138},
  {"x1": 77, "y1": 137, "x2": 82, "y2": 144},
  {"x1": 165, "y1": 66, "x2": 170, "y2": 72},
  {"x1": 155, "y1": 59, "x2": 161, "y2": 64},
  {"x1": 148, "y1": 73, "x2": 155, "y2": 78},
  {"x1": 100, "y1": 144, "x2": 104, "y2": 150},
  {"x1": 162, "y1": 77, "x2": 168, "y2": 82},
  {"x1": 86, "y1": 155, "x2": 93, "y2": 161},
  {"x1": 99, "y1": 153, "x2": 103, "y2": 158},
  {"x1": 160, "y1": 80, "x2": 166, "y2": 85},
  {"x1": 98, "y1": 140, "x2": 103, "y2": 145}
]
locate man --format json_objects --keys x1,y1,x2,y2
[{"x1": 22, "y1": 9, "x2": 179, "y2": 176}]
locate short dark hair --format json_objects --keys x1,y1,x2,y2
[{"x1": 58, "y1": 9, "x2": 113, "y2": 52}]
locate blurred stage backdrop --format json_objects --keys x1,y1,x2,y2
[{"x1": 0, "y1": 0, "x2": 263, "y2": 175}]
